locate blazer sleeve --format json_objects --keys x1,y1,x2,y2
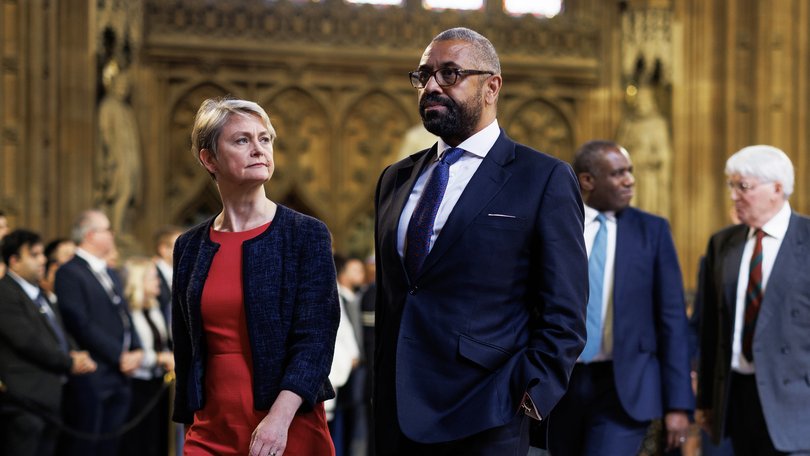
[
  {"x1": 171, "y1": 234, "x2": 194, "y2": 424},
  {"x1": 0, "y1": 283, "x2": 73, "y2": 374},
  {"x1": 653, "y1": 218, "x2": 696, "y2": 411},
  {"x1": 517, "y1": 161, "x2": 589, "y2": 418},
  {"x1": 278, "y1": 220, "x2": 340, "y2": 408}
]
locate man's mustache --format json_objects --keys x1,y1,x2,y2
[{"x1": 419, "y1": 94, "x2": 455, "y2": 111}]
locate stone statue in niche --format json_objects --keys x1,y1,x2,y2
[
  {"x1": 616, "y1": 57, "x2": 672, "y2": 219},
  {"x1": 97, "y1": 58, "x2": 142, "y2": 234}
]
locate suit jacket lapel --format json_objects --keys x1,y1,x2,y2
[
  {"x1": 759, "y1": 213, "x2": 806, "y2": 325},
  {"x1": 417, "y1": 132, "x2": 513, "y2": 278},
  {"x1": 612, "y1": 208, "x2": 636, "y2": 314},
  {"x1": 382, "y1": 145, "x2": 438, "y2": 283},
  {"x1": 721, "y1": 226, "x2": 747, "y2": 316}
]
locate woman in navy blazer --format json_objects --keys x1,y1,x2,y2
[{"x1": 172, "y1": 97, "x2": 339, "y2": 456}]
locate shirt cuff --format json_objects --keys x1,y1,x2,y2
[{"x1": 521, "y1": 393, "x2": 542, "y2": 420}]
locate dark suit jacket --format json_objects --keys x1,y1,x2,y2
[
  {"x1": 171, "y1": 204, "x2": 339, "y2": 423},
  {"x1": 610, "y1": 207, "x2": 694, "y2": 421},
  {"x1": 156, "y1": 265, "x2": 172, "y2": 330},
  {"x1": 697, "y1": 213, "x2": 810, "y2": 453},
  {"x1": 55, "y1": 255, "x2": 140, "y2": 391},
  {"x1": 0, "y1": 275, "x2": 73, "y2": 412},
  {"x1": 374, "y1": 130, "x2": 588, "y2": 443}
]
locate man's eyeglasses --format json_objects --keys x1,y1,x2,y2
[
  {"x1": 409, "y1": 68, "x2": 494, "y2": 89},
  {"x1": 727, "y1": 180, "x2": 769, "y2": 194}
]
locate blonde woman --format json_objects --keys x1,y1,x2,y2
[{"x1": 121, "y1": 256, "x2": 174, "y2": 456}]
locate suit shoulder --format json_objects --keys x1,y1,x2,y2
[{"x1": 277, "y1": 205, "x2": 329, "y2": 234}]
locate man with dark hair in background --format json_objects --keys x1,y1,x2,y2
[{"x1": 0, "y1": 229, "x2": 95, "y2": 456}]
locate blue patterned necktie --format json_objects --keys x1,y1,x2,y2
[
  {"x1": 581, "y1": 213, "x2": 607, "y2": 362},
  {"x1": 405, "y1": 147, "x2": 465, "y2": 278},
  {"x1": 36, "y1": 292, "x2": 70, "y2": 354}
]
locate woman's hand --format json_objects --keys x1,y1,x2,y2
[{"x1": 249, "y1": 390, "x2": 303, "y2": 456}]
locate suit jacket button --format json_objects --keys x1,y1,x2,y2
[
  {"x1": 409, "y1": 286, "x2": 418, "y2": 295},
  {"x1": 781, "y1": 345, "x2": 790, "y2": 354}
]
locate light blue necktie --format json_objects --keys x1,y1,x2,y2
[
  {"x1": 405, "y1": 147, "x2": 465, "y2": 279},
  {"x1": 581, "y1": 213, "x2": 607, "y2": 362}
]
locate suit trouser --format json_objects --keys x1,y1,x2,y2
[
  {"x1": 58, "y1": 374, "x2": 132, "y2": 456},
  {"x1": 545, "y1": 361, "x2": 649, "y2": 456},
  {"x1": 0, "y1": 405, "x2": 59, "y2": 456},
  {"x1": 726, "y1": 372, "x2": 786, "y2": 456}
]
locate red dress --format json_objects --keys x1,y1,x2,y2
[{"x1": 184, "y1": 222, "x2": 334, "y2": 456}]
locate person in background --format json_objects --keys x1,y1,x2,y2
[
  {"x1": 328, "y1": 254, "x2": 364, "y2": 456},
  {"x1": 152, "y1": 225, "x2": 182, "y2": 327},
  {"x1": 55, "y1": 210, "x2": 143, "y2": 456},
  {"x1": 697, "y1": 145, "x2": 810, "y2": 455},
  {"x1": 120, "y1": 256, "x2": 174, "y2": 456},
  {"x1": 0, "y1": 229, "x2": 96, "y2": 456},
  {"x1": 373, "y1": 27, "x2": 587, "y2": 455},
  {"x1": 40, "y1": 238, "x2": 76, "y2": 299},
  {"x1": 0, "y1": 210, "x2": 10, "y2": 278},
  {"x1": 173, "y1": 97, "x2": 339, "y2": 456},
  {"x1": 543, "y1": 141, "x2": 694, "y2": 455}
]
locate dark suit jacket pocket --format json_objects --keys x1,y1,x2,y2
[
  {"x1": 458, "y1": 334, "x2": 512, "y2": 371},
  {"x1": 473, "y1": 214, "x2": 528, "y2": 231}
]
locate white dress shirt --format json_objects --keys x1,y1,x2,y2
[
  {"x1": 580, "y1": 205, "x2": 617, "y2": 362},
  {"x1": 731, "y1": 201, "x2": 791, "y2": 374},
  {"x1": 396, "y1": 119, "x2": 501, "y2": 258}
]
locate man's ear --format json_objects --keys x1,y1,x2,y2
[
  {"x1": 199, "y1": 149, "x2": 217, "y2": 175},
  {"x1": 578, "y1": 172, "x2": 595, "y2": 192},
  {"x1": 484, "y1": 75, "x2": 502, "y2": 105}
]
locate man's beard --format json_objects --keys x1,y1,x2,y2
[{"x1": 419, "y1": 92, "x2": 483, "y2": 142}]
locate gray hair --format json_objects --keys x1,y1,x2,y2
[
  {"x1": 433, "y1": 27, "x2": 501, "y2": 75},
  {"x1": 725, "y1": 145, "x2": 794, "y2": 198},
  {"x1": 190, "y1": 97, "x2": 275, "y2": 179},
  {"x1": 70, "y1": 209, "x2": 104, "y2": 245}
]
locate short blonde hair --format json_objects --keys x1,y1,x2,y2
[
  {"x1": 190, "y1": 97, "x2": 276, "y2": 178},
  {"x1": 123, "y1": 256, "x2": 159, "y2": 311}
]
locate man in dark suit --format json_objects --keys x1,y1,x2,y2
[
  {"x1": 373, "y1": 27, "x2": 588, "y2": 455},
  {"x1": 544, "y1": 141, "x2": 694, "y2": 455},
  {"x1": 0, "y1": 229, "x2": 96, "y2": 456},
  {"x1": 697, "y1": 145, "x2": 810, "y2": 455},
  {"x1": 152, "y1": 225, "x2": 181, "y2": 328},
  {"x1": 55, "y1": 210, "x2": 143, "y2": 456}
]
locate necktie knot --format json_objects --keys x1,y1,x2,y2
[
  {"x1": 754, "y1": 228, "x2": 765, "y2": 241},
  {"x1": 595, "y1": 213, "x2": 607, "y2": 225},
  {"x1": 440, "y1": 147, "x2": 464, "y2": 166}
]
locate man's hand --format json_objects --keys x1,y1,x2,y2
[
  {"x1": 249, "y1": 390, "x2": 302, "y2": 456},
  {"x1": 664, "y1": 410, "x2": 690, "y2": 451},
  {"x1": 69, "y1": 350, "x2": 97, "y2": 374},
  {"x1": 157, "y1": 351, "x2": 175, "y2": 372},
  {"x1": 119, "y1": 349, "x2": 144, "y2": 375}
]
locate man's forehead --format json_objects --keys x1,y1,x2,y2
[{"x1": 419, "y1": 40, "x2": 472, "y2": 67}]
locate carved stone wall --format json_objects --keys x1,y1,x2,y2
[{"x1": 138, "y1": 0, "x2": 609, "y2": 256}]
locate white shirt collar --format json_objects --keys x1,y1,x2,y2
[
  {"x1": 584, "y1": 204, "x2": 617, "y2": 224},
  {"x1": 6, "y1": 270, "x2": 41, "y2": 301},
  {"x1": 75, "y1": 247, "x2": 108, "y2": 272},
  {"x1": 436, "y1": 119, "x2": 500, "y2": 159},
  {"x1": 751, "y1": 201, "x2": 791, "y2": 240},
  {"x1": 155, "y1": 258, "x2": 173, "y2": 280}
]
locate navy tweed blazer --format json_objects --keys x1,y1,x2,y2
[{"x1": 171, "y1": 204, "x2": 340, "y2": 423}]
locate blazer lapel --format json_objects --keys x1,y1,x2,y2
[
  {"x1": 612, "y1": 209, "x2": 636, "y2": 315},
  {"x1": 759, "y1": 214, "x2": 806, "y2": 325},
  {"x1": 721, "y1": 226, "x2": 747, "y2": 316},
  {"x1": 417, "y1": 132, "x2": 513, "y2": 278},
  {"x1": 382, "y1": 145, "x2": 437, "y2": 284}
]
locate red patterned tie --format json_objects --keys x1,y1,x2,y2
[{"x1": 742, "y1": 229, "x2": 765, "y2": 362}]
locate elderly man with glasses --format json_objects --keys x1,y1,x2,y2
[
  {"x1": 697, "y1": 145, "x2": 810, "y2": 456},
  {"x1": 373, "y1": 27, "x2": 588, "y2": 455}
]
